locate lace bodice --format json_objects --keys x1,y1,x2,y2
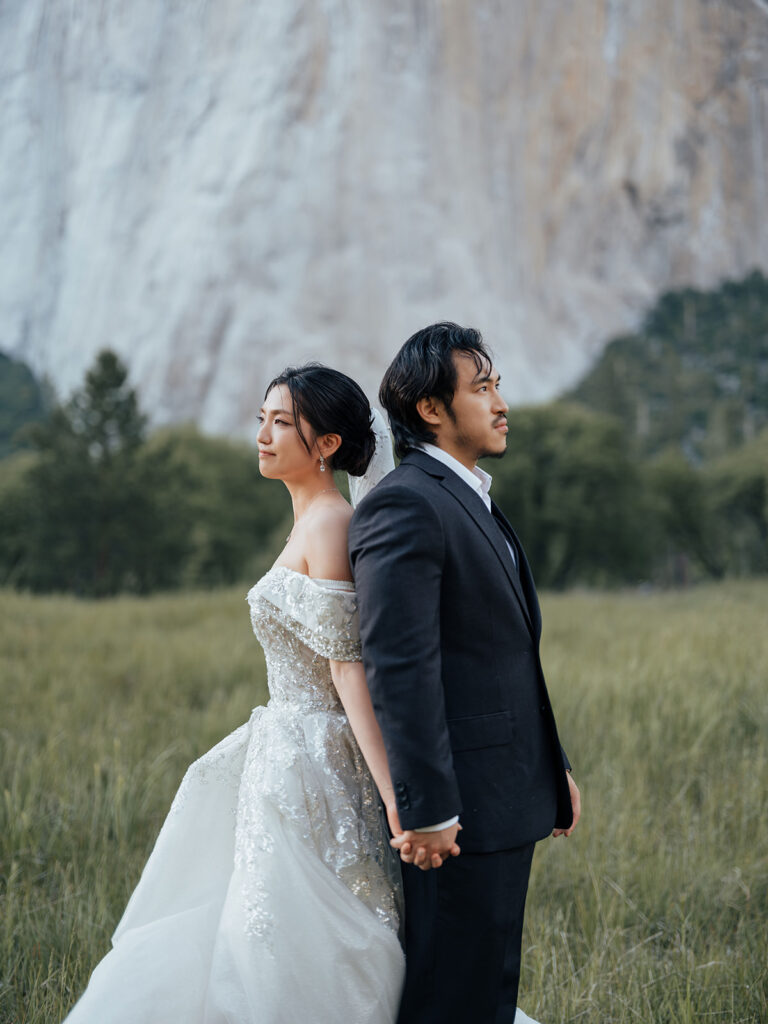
[
  {"x1": 241, "y1": 566, "x2": 402, "y2": 941},
  {"x1": 247, "y1": 566, "x2": 362, "y2": 711}
]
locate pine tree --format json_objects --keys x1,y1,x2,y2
[
  {"x1": 66, "y1": 350, "x2": 147, "y2": 462},
  {"x1": 19, "y1": 351, "x2": 172, "y2": 595}
]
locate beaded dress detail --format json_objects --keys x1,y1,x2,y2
[{"x1": 64, "y1": 567, "x2": 405, "y2": 1024}]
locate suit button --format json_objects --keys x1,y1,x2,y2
[{"x1": 540, "y1": 705, "x2": 547, "y2": 714}]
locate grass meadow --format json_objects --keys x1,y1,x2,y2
[{"x1": 1, "y1": 581, "x2": 767, "y2": 1022}]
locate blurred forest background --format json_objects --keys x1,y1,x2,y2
[{"x1": 1, "y1": 269, "x2": 766, "y2": 595}]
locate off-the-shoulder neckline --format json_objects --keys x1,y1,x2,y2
[{"x1": 266, "y1": 565, "x2": 355, "y2": 590}]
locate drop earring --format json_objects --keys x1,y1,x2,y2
[{"x1": 320, "y1": 455, "x2": 326, "y2": 473}]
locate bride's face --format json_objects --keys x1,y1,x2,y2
[{"x1": 257, "y1": 385, "x2": 319, "y2": 481}]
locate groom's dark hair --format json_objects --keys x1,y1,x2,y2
[{"x1": 379, "y1": 322, "x2": 492, "y2": 458}]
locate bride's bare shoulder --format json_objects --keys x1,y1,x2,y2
[{"x1": 304, "y1": 500, "x2": 354, "y2": 582}]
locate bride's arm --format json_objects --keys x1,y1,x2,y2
[
  {"x1": 302, "y1": 508, "x2": 400, "y2": 832},
  {"x1": 330, "y1": 660, "x2": 460, "y2": 867},
  {"x1": 329, "y1": 658, "x2": 400, "y2": 835}
]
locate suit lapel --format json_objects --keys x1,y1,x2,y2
[
  {"x1": 435, "y1": 469, "x2": 535, "y2": 636},
  {"x1": 401, "y1": 450, "x2": 536, "y2": 635},
  {"x1": 492, "y1": 502, "x2": 541, "y2": 641}
]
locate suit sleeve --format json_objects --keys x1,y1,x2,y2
[{"x1": 349, "y1": 484, "x2": 462, "y2": 830}]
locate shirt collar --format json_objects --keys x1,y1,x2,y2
[{"x1": 418, "y1": 443, "x2": 493, "y2": 504}]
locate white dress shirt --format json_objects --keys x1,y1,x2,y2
[
  {"x1": 410, "y1": 444, "x2": 515, "y2": 833},
  {"x1": 419, "y1": 443, "x2": 515, "y2": 566}
]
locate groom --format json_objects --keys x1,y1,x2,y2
[{"x1": 349, "y1": 323, "x2": 580, "y2": 1023}]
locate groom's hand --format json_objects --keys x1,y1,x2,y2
[
  {"x1": 390, "y1": 823, "x2": 461, "y2": 871},
  {"x1": 553, "y1": 772, "x2": 581, "y2": 837}
]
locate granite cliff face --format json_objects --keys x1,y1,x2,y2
[{"x1": 2, "y1": 0, "x2": 768, "y2": 436}]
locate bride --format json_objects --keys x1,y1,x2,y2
[{"x1": 63, "y1": 363, "x2": 540, "y2": 1024}]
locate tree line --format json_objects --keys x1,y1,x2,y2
[
  {"x1": 0, "y1": 352, "x2": 290, "y2": 596},
  {"x1": 567, "y1": 270, "x2": 768, "y2": 461},
  {"x1": 0, "y1": 295, "x2": 766, "y2": 595},
  {"x1": 483, "y1": 402, "x2": 767, "y2": 588}
]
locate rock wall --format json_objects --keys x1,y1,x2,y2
[{"x1": 2, "y1": 0, "x2": 768, "y2": 436}]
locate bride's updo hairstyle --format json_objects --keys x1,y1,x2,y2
[{"x1": 265, "y1": 364, "x2": 376, "y2": 477}]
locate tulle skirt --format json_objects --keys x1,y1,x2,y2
[{"x1": 64, "y1": 711, "x2": 405, "y2": 1024}]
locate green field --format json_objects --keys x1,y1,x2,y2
[{"x1": 1, "y1": 582, "x2": 767, "y2": 1023}]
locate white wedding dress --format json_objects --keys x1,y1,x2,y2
[
  {"x1": 64, "y1": 565, "x2": 541, "y2": 1024},
  {"x1": 65, "y1": 567, "x2": 405, "y2": 1023}
]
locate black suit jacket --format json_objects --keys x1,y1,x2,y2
[{"x1": 348, "y1": 449, "x2": 573, "y2": 853}]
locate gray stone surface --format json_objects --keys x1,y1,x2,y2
[{"x1": 2, "y1": 0, "x2": 767, "y2": 436}]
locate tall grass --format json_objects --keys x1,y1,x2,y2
[
  {"x1": 0, "y1": 588, "x2": 267, "y2": 1023},
  {"x1": 527, "y1": 583, "x2": 768, "y2": 1022},
  {"x1": 1, "y1": 582, "x2": 766, "y2": 1022}
]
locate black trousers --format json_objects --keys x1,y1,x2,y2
[{"x1": 396, "y1": 843, "x2": 536, "y2": 1024}]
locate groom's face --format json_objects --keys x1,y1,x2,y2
[{"x1": 439, "y1": 353, "x2": 509, "y2": 463}]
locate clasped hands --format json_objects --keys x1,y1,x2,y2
[
  {"x1": 386, "y1": 771, "x2": 581, "y2": 871},
  {"x1": 387, "y1": 807, "x2": 461, "y2": 872}
]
